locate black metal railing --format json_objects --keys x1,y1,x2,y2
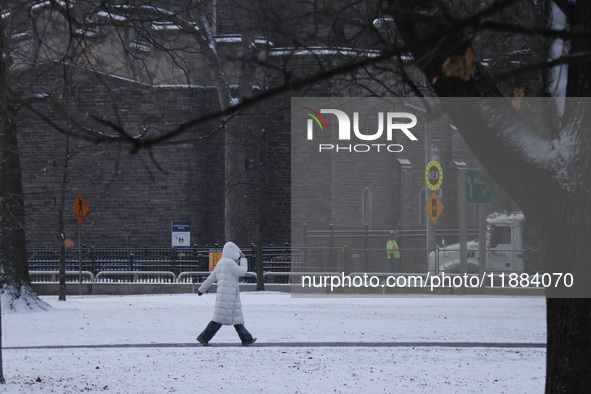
[
  {"x1": 27, "y1": 244, "x2": 294, "y2": 283},
  {"x1": 27, "y1": 226, "x2": 482, "y2": 283},
  {"x1": 301, "y1": 225, "x2": 479, "y2": 273}
]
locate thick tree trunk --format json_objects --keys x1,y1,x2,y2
[
  {"x1": 256, "y1": 131, "x2": 265, "y2": 291},
  {"x1": 224, "y1": 28, "x2": 258, "y2": 247},
  {"x1": 224, "y1": 123, "x2": 248, "y2": 246},
  {"x1": 188, "y1": 8, "x2": 249, "y2": 246},
  {"x1": 539, "y1": 188, "x2": 591, "y2": 391},
  {"x1": 546, "y1": 298, "x2": 591, "y2": 391},
  {"x1": 0, "y1": 98, "x2": 46, "y2": 310},
  {"x1": 0, "y1": 14, "x2": 47, "y2": 311},
  {"x1": 542, "y1": 19, "x2": 591, "y2": 382},
  {"x1": 58, "y1": 137, "x2": 70, "y2": 301},
  {"x1": 384, "y1": 1, "x2": 591, "y2": 392}
]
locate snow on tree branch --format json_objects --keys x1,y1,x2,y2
[{"x1": 475, "y1": 97, "x2": 574, "y2": 188}]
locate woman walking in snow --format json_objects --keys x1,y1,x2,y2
[{"x1": 196, "y1": 241, "x2": 257, "y2": 346}]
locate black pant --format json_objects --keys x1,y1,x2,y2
[
  {"x1": 390, "y1": 258, "x2": 401, "y2": 272},
  {"x1": 199, "y1": 321, "x2": 254, "y2": 343}
]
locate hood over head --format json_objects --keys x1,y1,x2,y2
[{"x1": 222, "y1": 241, "x2": 242, "y2": 261}]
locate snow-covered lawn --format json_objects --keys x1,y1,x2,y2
[{"x1": 1, "y1": 292, "x2": 546, "y2": 393}]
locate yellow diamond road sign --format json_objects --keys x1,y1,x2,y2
[
  {"x1": 425, "y1": 191, "x2": 444, "y2": 224},
  {"x1": 72, "y1": 192, "x2": 89, "y2": 226}
]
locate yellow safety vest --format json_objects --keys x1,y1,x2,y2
[{"x1": 386, "y1": 239, "x2": 400, "y2": 259}]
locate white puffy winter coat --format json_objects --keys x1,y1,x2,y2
[{"x1": 199, "y1": 242, "x2": 247, "y2": 325}]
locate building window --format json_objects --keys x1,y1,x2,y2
[
  {"x1": 362, "y1": 187, "x2": 372, "y2": 226},
  {"x1": 129, "y1": 26, "x2": 152, "y2": 52}
]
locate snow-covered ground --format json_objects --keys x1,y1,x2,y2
[{"x1": 1, "y1": 292, "x2": 546, "y2": 393}]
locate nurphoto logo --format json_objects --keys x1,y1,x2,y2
[{"x1": 303, "y1": 107, "x2": 418, "y2": 153}]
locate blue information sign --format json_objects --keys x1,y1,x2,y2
[{"x1": 171, "y1": 221, "x2": 191, "y2": 247}]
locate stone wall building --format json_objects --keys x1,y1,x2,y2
[{"x1": 7, "y1": 1, "x2": 487, "y2": 254}]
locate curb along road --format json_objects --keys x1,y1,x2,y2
[{"x1": 3, "y1": 341, "x2": 546, "y2": 350}]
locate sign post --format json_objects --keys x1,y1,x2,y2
[
  {"x1": 72, "y1": 192, "x2": 89, "y2": 295},
  {"x1": 424, "y1": 161, "x2": 444, "y2": 224},
  {"x1": 465, "y1": 169, "x2": 493, "y2": 285},
  {"x1": 424, "y1": 160, "x2": 444, "y2": 272},
  {"x1": 458, "y1": 166, "x2": 467, "y2": 277}
]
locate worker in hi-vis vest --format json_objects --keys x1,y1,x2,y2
[{"x1": 386, "y1": 230, "x2": 401, "y2": 272}]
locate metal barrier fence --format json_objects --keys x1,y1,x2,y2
[
  {"x1": 301, "y1": 225, "x2": 479, "y2": 273},
  {"x1": 28, "y1": 245, "x2": 292, "y2": 270},
  {"x1": 27, "y1": 228, "x2": 480, "y2": 284},
  {"x1": 29, "y1": 271, "x2": 95, "y2": 283},
  {"x1": 94, "y1": 271, "x2": 177, "y2": 283},
  {"x1": 27, "y1": 245, "x2": 293, "y2": 283}
]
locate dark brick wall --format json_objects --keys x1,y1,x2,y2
[
  {"x1": 12, "y1": 1, "x2": 489, "y2": 249},
  {"x1": 17, "y1": 63, "x2": 295, "y2": 248},
  {"x1": 17, "y1": 79, "x2": 486, "y2": 250},
  {"x1": 19, "y1": 66, "x2": 220, "y2": 247}
]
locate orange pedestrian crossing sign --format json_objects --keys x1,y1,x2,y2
[
  {"x1": 425, "y1": 191, "x2": 444, "y2": 224},
  {"x1": 72, "y1": 192, "x2": 89, "y2": 226}
]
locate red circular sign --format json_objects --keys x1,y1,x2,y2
[
  {"x1": 425, "y1": 160, "x2": 443, "y2": 191},
  {"x1": 428, "y1": 166, "x2": 439, "y2": 186}
]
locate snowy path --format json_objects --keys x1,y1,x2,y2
[
  {"x1": 4, "y1": 340, "x2": 545, "y2": 350},
  {"x1": 0, "y1": 293, "x2": 547, "y2": 393}
]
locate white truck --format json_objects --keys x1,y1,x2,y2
[{"x1": 428, "y1": 212, "x2": 541, "y2": 274}]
